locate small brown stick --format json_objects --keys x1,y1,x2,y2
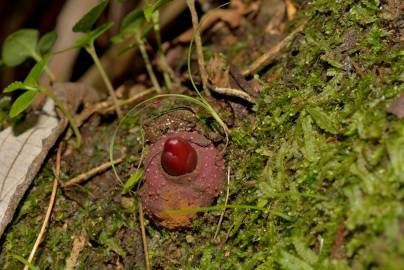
[
  {"x1": 242, "y1": 20, "x2": 308, "y2": 76},
  {"x1": 213, "y1": 166, "x2": 231, "y2": 240},
  {"x1": 351, "y1": 60, "x2": 365, "y2": 79},
  {"x1": 139, "y1": 201, "x2": 151, "y2": 270},
  {"x1": 186, "y1": 0, "x2": 211, "y2": 96},
  {"x1": 24, "y1": 143, "x2": 63, "y2": 270},
  {"x1": 209, "y1": 86, "x2": 256, "y2": 104},
  {"x1": 74, "y1": 88, "x2": 155, "y2": 128},
  {"x1": 284, "y1": 0, "x2": 297, "y2": 20},
  {"x1": 63, "y1": 156, "x2": 125, "y2": 187}
]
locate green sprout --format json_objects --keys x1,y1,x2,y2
[
  {"x1": 112, "y1": 8, "x2": 162, "y2": 93},
  {"x1": 3, "y1": 57, "x2": 82, "y2": 146},
  {"x1": 72, "y1": 0, "x2": 122, "y2": 117},
  {"x1": 144, "y1": 0, "x2": 173, "y2": 88}
]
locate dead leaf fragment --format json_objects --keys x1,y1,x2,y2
[
  {"x1": 65, "y1": 229, "x2": 88, "y2": 270},
  {"x1": 176, "y1": 0, "x2": 258, "y2": 43},
  {"x1": 0, "y1": 83, "x2": 90, "y2": 237},
  {"x1": 387, "y1": 93, "x2": 404, "y2": 118}
]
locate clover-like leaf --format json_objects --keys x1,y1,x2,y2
[
  {"x1": 73, "y1": 0, "x2": 109, "y2": 32},
  {"x1": 38, "y1": 31, "x2": 57, "y2": 54},
  {"x1": 73, "y1": 22, "x2": 114, "y2": 48},
  {"x1": 1, "y1": 29, "x2": 39, "y2": 66},
  {"x1": 9, "y1": 90, "x2": 38, "y2": 118}
]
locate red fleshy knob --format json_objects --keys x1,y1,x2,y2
[{"x1": 161, "y1": 137, "x2": 197, "y2": 176}]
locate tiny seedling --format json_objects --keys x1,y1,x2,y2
[
  {"x1": 112, "y1": 8, "x2": 162, "y2": 93},
  {"x1": 144, "y1": 0, "x2": 173, "y2": 88},
  {"x1": 3, "y1": 57, "x2": 82, "y2": 146},
  {"x1": 72, "y1": 0, "x2": 122, "y2": 117},
  {"x1": 2, "y1": 29, "x2": 57, "y2": 81}
]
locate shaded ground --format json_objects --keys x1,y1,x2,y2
[{"x1": 1, "y1": 0, "x2": 403, "y2": 269}]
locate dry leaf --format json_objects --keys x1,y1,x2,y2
[
  {"x1": 284, "y1": 0, "x2": 297, "y2": 20},
  {"x1": 0, "y1": 99, "x2": 63, "y2": 236},
  {"x1": 0, "y1": 83, "x2": 89, "y2": 237},
  {"x1": 387, "y1": 93, "x2": 404, "y2": 118},
  {"x1": 175, "y1": 0, "x2": 258, "y2": 43},
  {"x1": 65, "y1": 229, "x2": 88, "y2": 270}
]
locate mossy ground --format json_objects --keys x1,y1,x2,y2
[{"x1": 1, "y1": 0, "x2": 403, "y2": 269}]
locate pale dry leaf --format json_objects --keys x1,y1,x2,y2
[
  {"x1": 0, "y1": 99, "x2": 64, "y2": 236},
  {"x1": 65, "y1": 229, "x2": 88, "y2": 270},
  {"x1": 0, "y1": 83, "x2": 89, "y2": 237},
  {"x1": 284, "y1": 0, "x2": 297, "y2": 20},
  {"x1": 387, "y1": 93, "x2": 404, "y2": 118},
  {"x1": 175, "y1": 0, "x2": 256, "y2": 43}
]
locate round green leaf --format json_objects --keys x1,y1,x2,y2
[
  {"x1": 38, "y1": 31, "x2": 57, "y2": 54},
  {"x1": 1, "y1": 29, "x2": 39, "y2": 66}
]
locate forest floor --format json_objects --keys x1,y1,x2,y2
[{"x1": 0, "y1": 0, "x2": 403, "y2": 269}]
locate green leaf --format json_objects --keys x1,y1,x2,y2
[
  {"x1": 4, "y1": 82, "x2": 31, "y2": 93},
  {"x1": 306, "y1": 106, "x2": 339, "y2": 135},
  {"x1": 73, "y1": 22, "x2": 114, "y2": 48},
  {"x1": 73, "y1": 0, "x2": 109, "y2": 32},
  {"x1": 144, "y1": 0, "x2": 171, "y2": 22},
  {"x1": 38, "y1": 31, "x2": 57, "y2": 54},
  {"x1": 12, "y1": 254, "x2": 39, "y2": 270},
  {"x1": 9, "y1": 91, "x2": 38, "y2": 118},
  {"x1": 25, "y1": 55, "x2": 50, "y2": 84},
  {"x1": 122, "y1": 168, "x2": 144, "y2": 194},
  {"x1": 1, "y1": 29, "x2": 39, "y2": 66},
  {"x1": 121, "y1": 8, "x2": 144, "y2": 33}
]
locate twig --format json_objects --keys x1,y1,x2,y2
[
  {"x1": 74, "y1": 88, "x2": 155, "y2": 129},
  {"x1": 63, "y1": 156, "x2": 125, "y2": 187},
  {"x1": 209, "y1": 85, "x2": 256, "y2": 104},
  {"x1": 139, "y1": 201, "x2": 151, "y2": 270},
  {"x1": 186, "y1": 0, "x2": 210, "y2": 96},
  {"x1": 242, "y1": 20, "x2": 308, "y2": 76},
  {"x1": 214, "y1": 166, "x2": 231, "y2": 240},
  {"x1": 24, "y1": 143, "x2": 63, "y2": 270}
]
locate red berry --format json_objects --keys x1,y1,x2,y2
[{"x1": 161, "y1": 137, "x2": 197, "y2": 176}]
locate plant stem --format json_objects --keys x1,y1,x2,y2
[
  {"x1": 32, "y1": 52, "x2": 56, "y2": 82},
  {"x1": 41, "y1": 87, "x2": 82, "y2": 147},
  {"x1": 43, "y1": 65, "x2": 56, "y2": 82},
  {"x1": 152, "y1": 11, "x2": 172, "y2": 88},
  {"x1": 136, "y1": 35, "x2": 162, "y2": 93},
  {"x1": 85, "y1": 43, "x2": 122, "y2": 118},
  {"x1": 186, "y1": 0, "x2": 210, "y2": 96}
]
